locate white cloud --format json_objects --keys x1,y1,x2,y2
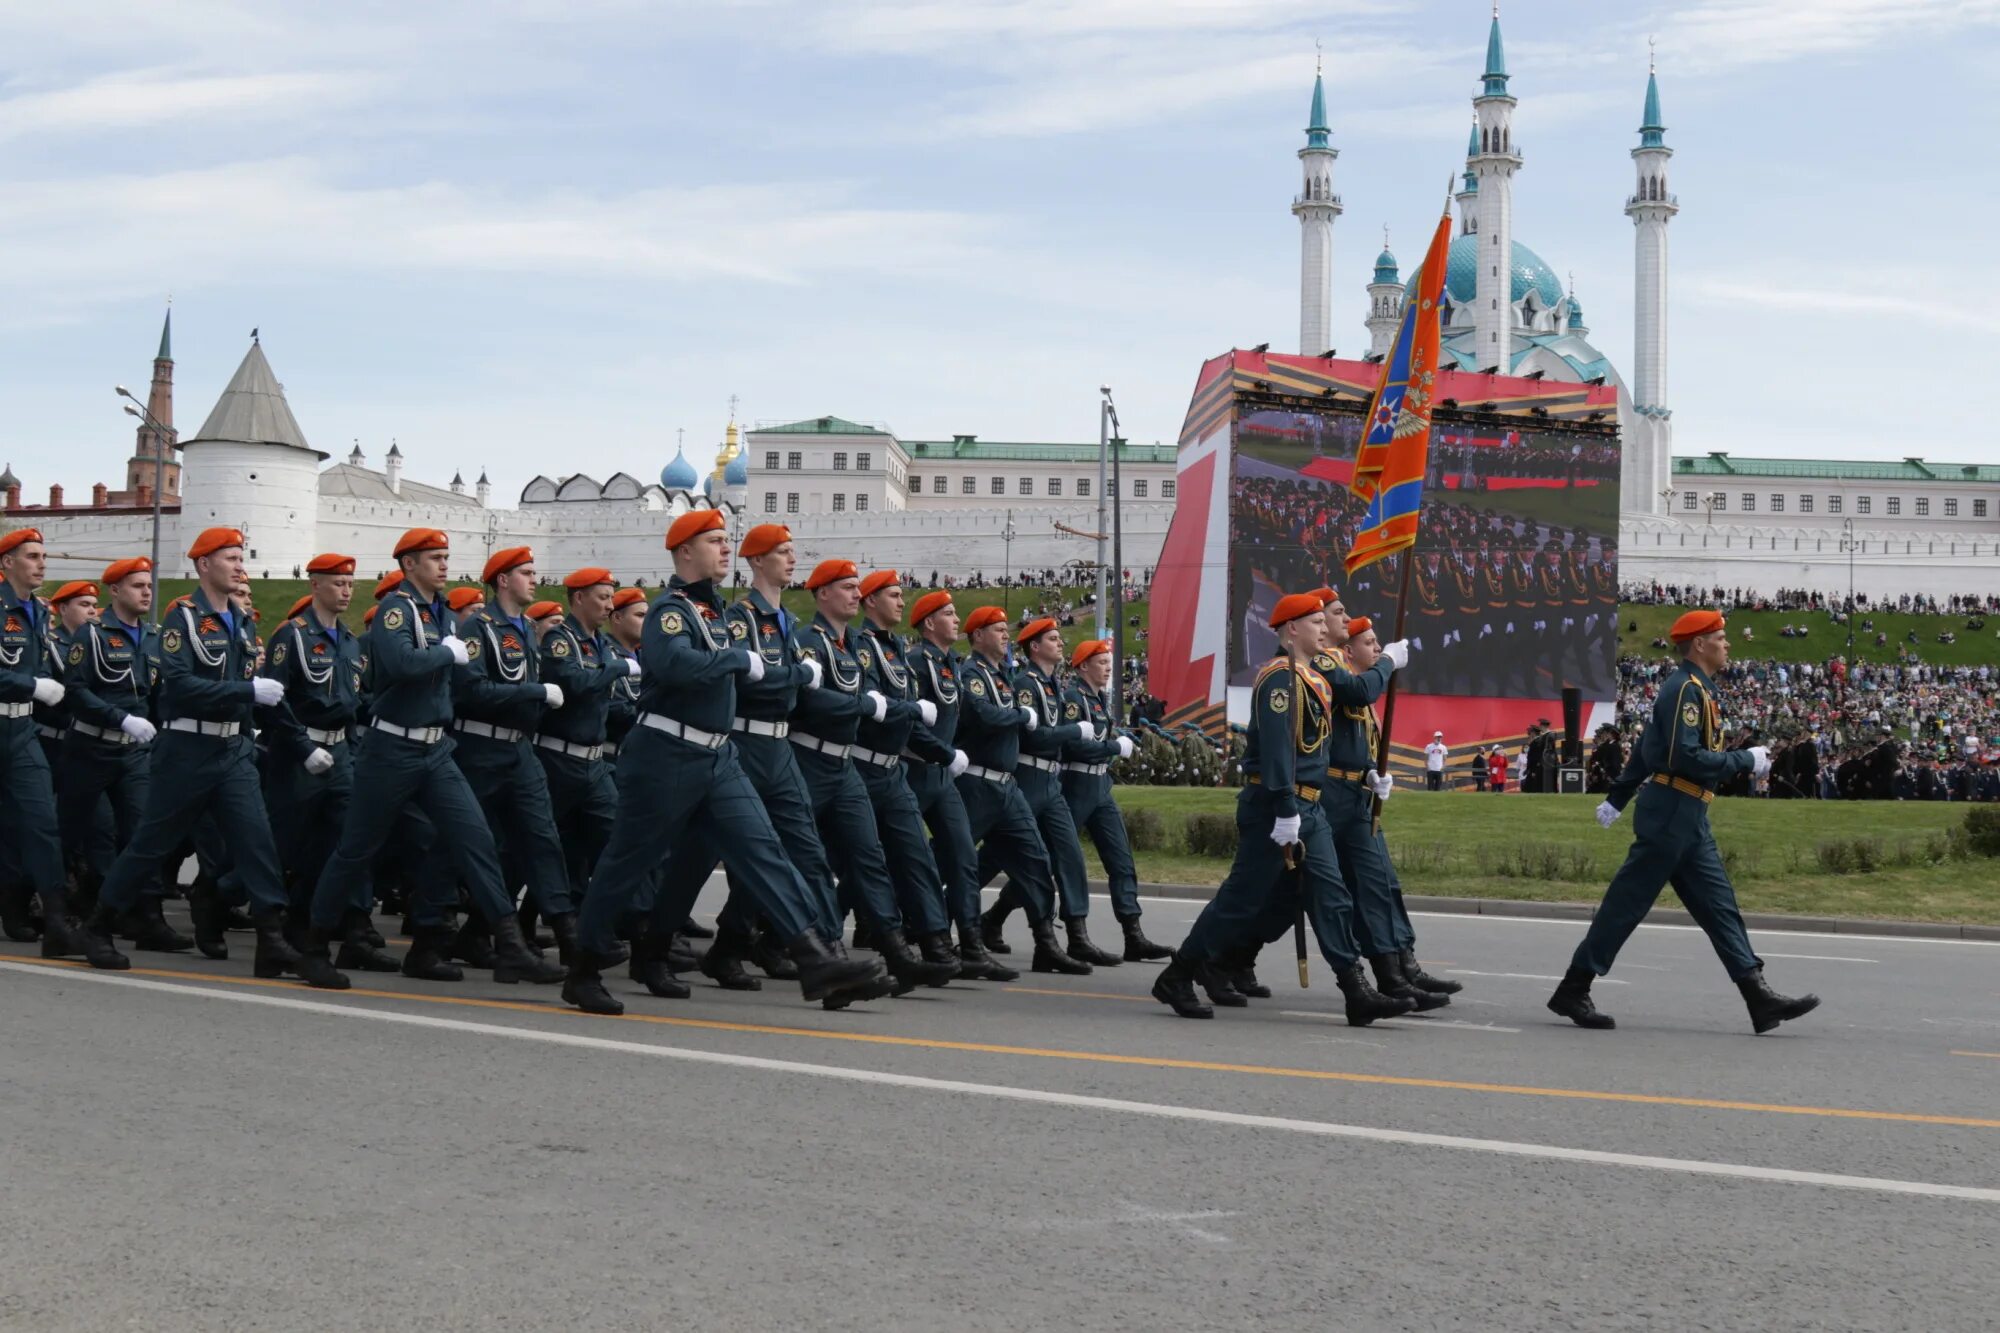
[
  {"x1": 0, "y1": 68, "x2": 376, "y2": 139},
  {"x1": 1652, "y1": 0, "x2": 2000, "y2": 73},
  {"x1": 1685, "y1": 275, "x2": 2000, "y2": 334}
]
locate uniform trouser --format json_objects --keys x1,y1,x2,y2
[
  {"x1": 1319, "y1": 783, "x2": 1411, "y2": 956},
  {"x1": 41, "y1": 733, "x2": 114, "y2": 879},
  {"x1": 99, "y1": 733, "x2": 287, "y2": 917},
  {"x1": 983, "y1": 767, "x2": 1089, "y2": 919},
  {"x1": 536, "y1": 748, "x2": 617, "y2": 907},
  {"x1": 577, "y1": 730, "x2": 817, "y2": 957},
  {"x1": 1571, "y1": 785, "x2": 1762, "y2": 981},
  {"x1": 857, "y1": 758, "x2": 951, "y2": 936},
  {"x1": 906, "y1": 763, "x2": 984, "y2": 930},
  {"x1": 953, "y1": 772, "x2": 1057, "y2": 923},
  {"x1": 1061, "y1": 774, "x2": 1141, "y2": 919},
  {"x1": 57, "y1": 735, "x2": 148, "y2": 882},
  {"x1": 264, "y1": 739, "x2": 362, "y2": 917},
  {"x1": 1426, "y1": 771, "x2": 1442, "y2": 791},
  {"x1": 709, "y1": 733, "x2": 841, "y2": 937},
  {"x1": 0, "y1": 723, "x2": 66, "y2": 899},
  {"x1": 793, "y1": 747, "x2": 903, "y2": 932},
  {"x1": 452, "y1": 734, "x2": 576, "y2": 918},
  {"x1": 1179, "y1": 791, "x2": 1360, "y2": 972},
  {"x1": 310, "y1": 732, "x2": 513, "y2": 931}
]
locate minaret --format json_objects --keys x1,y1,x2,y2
[
  {"x1": 1455, "y1": 119, "x2": 1480, "y2": 237},
  {"x1": 1564, "y1": 274, "x2": 1589, "y2": 338},
  {"x1": 125, "y1": 306, "x2": 180, "y2": 499},
  {"x1": 1470, "y1": 6, "x2": 1521, "y2": 373},
  {"x1": 1365, "y1": 229, "x2": 1403, "y2": 359},
  {"x1": 1292, "y1": 56, "x2": 1341, "y2": 356},
  {"x1": 1626, "y1": 50, "x2": 1677, "y2": 513}
]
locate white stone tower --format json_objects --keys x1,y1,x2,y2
[
  {"x1": 1626, "y1": 53, "x2": 1677, "y2": 513},
  {"x1": 176, "y1": 335, "x2": 326, "y2": 578},
  {"x1": 1364, "y1": 230, "x2": 1403, "y2": 359},
  {"x1": 1454, "y1": 120, "x2": 1480, "y2": 237},
  {"x1": 1293, "y1": 60, "x2": 1341, "y2": 356},
  {"x1": 1470, "y1": 7, "x2": 1521, "y2": 373}
]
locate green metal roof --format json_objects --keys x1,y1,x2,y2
[
  {"x1": 753, "y1": 416, "x2": 887, "y2": 437},
  {"x1": 1481, "y1": 15, "x2": 1509, "y2": 94},
  {"x1": 906, "y1": 436, "x2": 1175, "y2": 465},
  {"x1": 1672, "y1": 453, "x2": 2000, "y2": 483},
  {"x1": 1639, "y1": 70, "x2": 1665, "y2": 148},
  {"x1": 1304, "y1": 73, "x2": 1330, "y2": 150}
]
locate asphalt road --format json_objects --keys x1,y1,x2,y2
[{"x1": 4, "y1": 886, "x2": 1999, "y2": 1331}]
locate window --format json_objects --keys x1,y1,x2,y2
[
  {"x1": 1741, "y1": 493, "x2": 1755, "y2": 512},
  {"x1": 1857, "y1": 496, "x2": 1871, "y2": 514},
  {"x1": 1887, "y1": 498, "x2": 1900, "y2": 516},
  {"x1": 1077, "y1": 478, "x2": 1091, "y2": 498},
  {"x1": 1828, "y1": 495, "x2": 1842, "y2": 514},
  {"x1": 832, "y1": 494, "x2": 846, "y2": 513},
  {"x1": 855, "y1": 494, "x2": 868, "y2": 512},
  {"x1": 1712, "y1": 493, "x2": 1726, "y2": 511},
  {"x1": 764, "y1": 452, "x2": 779, "y2": 470},
  {"x1": 1133, "y1": 480, "x2": 1149, "y2": 498},
  {"x1": 1048, "y1": 477, "x2": 1063, "y2": 497},
  {"x1": 1162, "y1": 479, "x2": 1176, "y2": 500},
  {"x1": 990, "y1": 477, "x2": 1004, "y2": 495},
  {"x1": 1976, "y1": 499, "x2": 1989, "y2": 518},
  {"x1": 1945, "y1": 498, "x2": 1958, "y2": 517},
  {"x1": 934, "y1": 476, "x2": 947, "y2": 494},
  {"x1": 786, "y1": 452, "x2": 802, "y2": 471},
  {"x1": 1799, "y1": 495, "x2": 1814, "y2": 514},
  {"x1": 856, "y1": 452, "x2": 871, "y2": 472},
  {"x1": 763, "y1": 492, "x2": 777, "y2": 513},
  {"x1": 832, "y1": 452, "x2": 848, "y2": 471},
  {"x1": 1916, "y1": 497, "x2": 1929, "y2": 517},
  {"x1": 961, "y1": 477, "x2": 976, "y2": 495},
  {"x1": 909, "y1": 476, "x2": 923, "y2": 495},
  {"x1": 786, "y1": 493, "x2": 800, "y2": 514},
  {"x1": 1682, "y1": 491, "x2": 1698, "y2": 511},
  {"x1": 1770, "y1": 494, "x2": 1783, "y2": 513},
  {"x1": 1018, "y1": 477, "x2": 1033, "y2": 496}
]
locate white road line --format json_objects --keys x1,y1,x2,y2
[
  {"x1": 1760, "y1": 953, "x2": 1877, "y2": 964},
  {"x1": 1281, "y1": 1010, "x2": 1522, "y2": 1035},
  {"x1": 1403, "y1": 910, "x2": 2000, "y2": 950},
  {"x1": 12, "y1": 962, "x2": 1997, "y2": 1205},
  {"x1": 1445, "y1": 969, "x2": 1629, "y2": 985}
]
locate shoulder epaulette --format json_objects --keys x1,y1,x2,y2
[{"x1": 1254, "y1": 658, "x2": 1295, "y2": 687}]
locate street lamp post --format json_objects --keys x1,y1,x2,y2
[
  {"x1": 1000, "y1": 509, "x2": 1017, "y2": 616},
  {"x1": 1840, "y1": 517, "x2": 1856, "y2": 654},
  {"x1": 1095, "y1": 387, "x2": 1112, "y2": 639},
  {"x1": 1702, "y1": 491, "x2": 1722, "y2": 526},
  {"x1": 1658, "y1": 486, "x2": 1677, "y2": 516},
  {"x1": 116, "y1": 385, "x2": 169, "y2": 626},
  {"x1": 1102, "y1": 388, "x2": 1126, "y2": 721}
]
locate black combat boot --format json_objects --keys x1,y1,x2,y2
[
  {"x1": 186, "y1": 878, "x2": 229, "y2": 960},
  {"x1": 126, "y1": 897, "x2": 193, "y2": 953},
  {"x1": 787, "y1": 928, "x2": 891, "y2": 1003},
  {"x1": 400, "y1": 926, "x2": 464, "y2": 982},
  {"x1": 563, "y1": 951, "x2": 626, "y2": 1015},
  {"x1": 251, "y1": 911, "x2": 306, "y2": 980},
  {"x1": 518, "y1": 899, "x2": 550, "y2": 950},
  {"x1": 917, "y1": 930, "x2": 964, "y2": 985},
  {"x1": 352, "y1": 912, "x2": 388, "y2": 950},
  {"x1": 876, "y1": 926, "x2": 955, "y2": 991},
  {"x1": 631, "y1": 932, "x2": 690, "y2": 999},
  {"x1": 1194, "y1": 958, "x2": 1247, "y2": 1006},
  {"x1": 980, "y1": 902, "x2": 1016, "y2": 955},
  {"x1": 1546, "y1": 966, "x2": 1615, "y2": 1029},
  {"x1": 295, "y1": 928, "x2": 353, "y2": 991},
  {"x1": 448, "y1": 917, "x2": 496, "y2": 969},
  {"x1": 1064, "y1": 916, "x2": 1122, "y2": 967},
  {"x1": 664, "y1": 931, "x2": 702, "y2": 975},
  {"x1": 1151, "y1": 953, "x2": 1214, "y2": 1019},
  {"x1": 1400, "y1": 947, "x2": 1463, "y2": 995},
  {"x1": 747, "y1": 924, "x2": 800, "y2": 980},
  {"x1": 1336, "y1": 962, "x2": 1416, "y2": 1027},
  {"x1": 679, "y1": 916, "x2": 715, "y2": 940},
  {"x1": 334, "y1": 914, "x2": 401, "y2": 973},
  {"x1": 1029, "y1": 917, "x2": 1091, "y2": 975},
  {"x1": 699, "y1": 924, "x2": 763, "y2": 991},
  {"x1": 956, "y1": 924, "x2": 1020, "y2": 982},
  {"x1": 545, "y1": 911, "x2": 580, "y2": 969},
  {"x1": 490, "y1": 914, "x2": 565, "y2": 984},
  {"x1": 1736, "y1": 968, "x2": 1821, "y2": 1034},
  {"x1": 51, "y1": 902, "x2": 130, "y2": 971},
  {"x1": 1370, "y1": 953, "x2": 1450, "y2": 1012},
  {"x1": 1, "y1": 884, "x2": 42, "y2": 942},
  {"x1": 849, "y1": 917, "x2": 875, "y2": 953},
  {"x1": 1220, "y1": 946, "x2": 1272, "y2": 999},
  {"x1": 1119, "y1": 915, "x2": 1172, "y2": 963}
]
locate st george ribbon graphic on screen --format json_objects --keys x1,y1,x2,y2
[{"x1": 1229, "y1": 400, "x2": 1619, "y2": 700}]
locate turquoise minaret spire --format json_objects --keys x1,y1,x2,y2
[
  {"x1": 1305, "y1": 70, "x2": 1330, "y2": 149},
  {"x1": 1639, "y1": 65, "x2": 1666, "y2": 148},
  {"x1": 1482, "y1": 5, "x2": 1509, "y2": 96}
]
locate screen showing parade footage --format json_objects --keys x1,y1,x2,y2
[{"x1": 1228, "y1": 402, "x2": 1620, "y2": 700}]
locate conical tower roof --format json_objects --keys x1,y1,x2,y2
[{"x1": 185, "y1": 340, "x2": 325, "y2": 459}]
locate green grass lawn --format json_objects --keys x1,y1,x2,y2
[
  {"x1": 1097, "y1": 787, "x2": 2000, "y2": 925},
  {"x1": 1618, "y1": 603, "x2": 2000, "y2": 667}
]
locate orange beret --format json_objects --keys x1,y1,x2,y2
[
  {"x1": 445, "y1": 586, "x2": 485, "y2": 612},
  {"x1": 101, "y1": 556, "x2": 152, "y2": 585},
  {"x1": 1015, "y1": 616, "x2": 1059, "y2": 646},
  {"x1": 612, "y1": 587, "x2": 648, "y2": 610},
  {"x1": 1070, "y1": 638, "x2": 1111, "y2": 669},
  {"x1": 859, "y1": 570, "x2": 900, "y2": 600},
  {"x1": 1311, "y1": 586, "x2": 1338, "y2": 607},
  {"x1": 665, "y1": 509, "x2": 725, "y2": 551},
  {"x1": 524, "y1": 600, "x2": 564, "y2": 621},
  {"x1": 1345, "y1": 615, "x2": 1373, "y2": 638},
  {"x1": 372, "y1": 570, "x2": 405, "y2": 601},
  {"x1": 1670, "y1": 609, "x2": 1725, "y2": 643},
  {"x1": 0, "y1": 528, "x2": 42, "y2": 558},
  {"x1": 908, "y1": 590, "x2": 952, "y2": 627},
  {"x1": 805, "y1": 559, "x2": 858, "y2": 591},
  {"x1": 186, "y1": 526, "x2": 245, "y2": 560},
  {"x1": 306, "y1": 553, "x2": 356, "y2": 576},
  {"x1": 49, "y1": 580, "x2": 97, "y2": 605},
  {"x1": 563, "y1": 566, "x2": 614, "y2": 591},
  {"x1": 393, "y1": 527, "x2": 449, "y2": 557},
  {"x1": 285, "y1": 594, "x2": 313, "y2": 620},
  {"x1": 739, "y1": 523, "x2": 791, "y2": 558},
  {"x1": 1268, "y1": 592, "x2": 1325, "y2": 629},
  {"x1": 962, "y1": 605, "x2": 1007, "y2": 635},
  {"x1": 482, "y1": 546, "x2": 534, "y2": 585},
  {"x1": 363, "y1": 606, "x2": 379, "y2": 626}
]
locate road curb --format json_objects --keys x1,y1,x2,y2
[{"x1": 1099, "y1": 879, "x2": 2000, "y2": 942}]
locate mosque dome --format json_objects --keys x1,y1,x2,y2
[
  {"x1": 1408, "y1": 235, "x2": 1566, "y2": 310},
  {"x1": 660, "y1": 448, "x2": 698, "y2": 491},
  {"x1": 1372, "y1": 247, "x2": 1399, "y2": 283}
]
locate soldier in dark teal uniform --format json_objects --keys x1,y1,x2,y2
[
  {"x1": 1550, "y1": 609, "x2": 1820, "y2": 1034},
  {"x1": 562, "y1": 511, "x2": 888, "y2": 1015},
  {"x1": 534, "y1": 567, "x2": 630, "y2": 932},
  {"x1": 977, "y1": 616, "x2": 1119, "y2": 966},
  {"x1": 1152, "y1": 592, "x2": 1413, "y2": 1026},
  {"x1": 604, "y1": 586, "x2": 647, "y2": 754},
  {"x1": 903, "y1": 592, "x2": 1018, "y2": 982},
  {"x1": 45, "y1": 578, "x2": 140, "y2": 943},
  {"x1": 0, "y1": 528, "x2": 125, "y2": 967},
  {"x1": 1056, "y1": 638, "x2": 1169, "y2": 962},
  {"x1": 953, "y1": 605, "x2": 1089, "y2": 975}
]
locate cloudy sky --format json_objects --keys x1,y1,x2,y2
[{"x1": 2, "y1": 0, "x2": 1996, "y2": 502}]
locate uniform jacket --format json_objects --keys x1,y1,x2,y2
[
  {"x1": 856, "y1": 622, "x2": 953, "y2": 764},
  {"x1": 1010, "y1": 662, "x2": 1086, "y2": 763},
  {"x1": 1241, "y1": 656, "x2": 1334, "y2": 818},
  {"x1": 63, "y1": 614, "x2": 154, "y2": 731},
  {"x1": 725, "y1": 588, "x2": 814, "y2": 723},
  {"x1": 955, "y1": 651, "x2": 1033, "y2": 773},
  {"x1": 365, "y1": 586, "x2": 460, "y2": 729},
  {"x1": 0, "y1": 583, "x2": 57, "y2": 710},
  {"x1": 453, "y1": 604, "x2": 549, "y2": 734},
  {"x1": 156, "y1": 586, "x2": 261, "y2": 726},
  {"x1": 630, "y1": 577, "x2": 748, "y2": 735},
  {"x1": 789, "y1": 613, "x2": 883, "y2": 747},
  {"x1": 257, "y1": 610, "x2": 363, "y2": 764},
  {"x1": 538, "y1": 613, "x2": 625, "y2": 747}
]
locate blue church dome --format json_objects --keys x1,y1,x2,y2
[
  {"x1": 1407, "y1": 235, "x2": 1566, "y2": 311},
  {"x1": 723, "y1": 449, "x2": 747, "y2": 486},
  {"x1": 659, "y1": 449, "x2": 698, "y2": 491}
]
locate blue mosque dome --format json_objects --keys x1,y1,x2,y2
[
  {"x1": 1407, "y1": 235, "x2": 1566, "y2": 311},
  {"x1": 659, "y1": 448, "x2": 698, "y2": 491},
  {"x1": 1373, "y1": 247, "x2": 1399, "y2": 283}
]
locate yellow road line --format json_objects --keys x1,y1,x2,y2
[
  {"x1": 13, "y1": 954, "x2": 2000, "y2": 1130},
  {"x1": 1951, "y1": 1050, "x2": 2000, "y2": 1060},
  {"x1": 1004, "y1": 986, "x2": 1153, "y2": 1003}
]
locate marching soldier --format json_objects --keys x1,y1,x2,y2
[
  {"x1": 1550, "y1": 609, "x2": 1819, "y2": 1034},
  {"x1": 1057, "y1": 639, "x2": 1169, "y2": 962},
  {"x1": 45, "y1": 579, "x2": 128, "y2": 932},
  {"x1": 533, "y1": 568, "x2": 632, "y2": 930}
]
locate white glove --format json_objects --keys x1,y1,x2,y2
[
  {"x1": 31, "y1": 677, "x2": 65, "y2": 706},
  {"x1": 250, "y1": 676, "x2": 284, "y2": 706},
  {"x1": 1595, "y1": 799, "x2": 1620, "y2": 828},
  {"x1": 1077, "y1": 721, "x2": 1101, "y2": 743},
  {"x1": 1381, "y1": 639, "x2": 1411, "y2": 672},
  {"x1": 948, "y1": 749, "x2": 971, "y2": 778},
  {"x1": 442, "y1": 635, "x2": 470, "y2": 666},
  {"x1": 917, "y1": 698, "x2": 938, "y2": 726},
  {"x1": 1369, "y1": 770, "x2": 1394, "y2": 800},
  {"x1": 1269, "y1": 813, "x2": 1302, "y2": 847},
  {"x1": 1019, "y1": 706, "x2": 1039, "y2": 731},
  {"x1": 1749, "y1": 745, "x2": 1771, "y2": 779},
  {"x1": 799, "y1": 657, "x2": 821, "y2": 690},
  {"x1": 119, "y1": 714, "x2": 156, "y2": 743},
  {"x1": 866, "y1": 690, "x2": 888, "y2": 723},
  {"x1": 742, "y1": 649, "x2": 765, "y2": 683},
  {"x1": 542, "y1": 683, "x2": 566, "y2": 709},
  {"x1": 1115, "y1": 735, "x2": 1135, "y2": 759},
  {"x1": 624, "y1": 657, "x2": 642, "y2": 677},
  {"x1": 303, "y1": 747, "x2": 335, "y2": 776}
]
